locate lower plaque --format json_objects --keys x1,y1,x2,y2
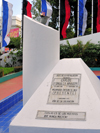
[{"x1": 36, "y1": 111, "x2": 86, "y2": 121}]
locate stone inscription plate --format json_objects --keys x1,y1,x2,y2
[
  {"x1": 47, "y1": 74, "x2": 81, "y2": 104},
  {"x1": 36, "y1": 111, "x2": 86, "y2": 121}
]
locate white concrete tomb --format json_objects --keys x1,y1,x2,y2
[{"x1": 10, "y1": 58, "x2": 100, "y2": 133}]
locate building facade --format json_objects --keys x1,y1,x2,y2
[{"x1": 0, "y1": 16, "x2": 21, "y2": 48}]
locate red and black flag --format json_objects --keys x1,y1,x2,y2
[
  {"x1": 93, "y1": 0, "x2": 100, "y2": 33},
  {"x1": 22, "y1": 0, "x2": 32, "y2": 18},
  {"x1": 60, "y1": 0, "x2": 70, "y2": 39},
  {"x1": 22, "y1": 0, "x2": 32, "y2": 45}
]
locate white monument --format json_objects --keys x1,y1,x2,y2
[
  {"x1": 10, "y1": 16, "x2": 100, "y2": 133},
  {"x1": 23, "y1": 16, "x2": 59, "y2": 105}
]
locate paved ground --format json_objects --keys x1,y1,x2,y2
[
  {"x1": 93, "y1": 71, "x2": 100, "y2": 76},
  {"x1": 0, "y1": 76, "x2": 22, "y2": 100},
  {"x1": 0, "y1": 71, "x2": 99, "y2": 101}
]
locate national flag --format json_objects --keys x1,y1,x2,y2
[
  {"x1": 60, "y1": 0, "x2": 70, "y2": 39},
  {"x1": 2, "y1": 0, "x2": 13, "y2": 47},
  {"x1": 79, "y1": 0, "x2": 87, "y2": 36},
  {"x1": 41, "y1": 0, "x2": 52, "y2": 25},
  {"x1": 22, "y1": 0, "x2": 32, "y2": 18},
  {"x1": 41, "y1": 0, "x2": 47, "y2": 17},
  {"x1": 22, "y1": 0, "x2": 32, "y2": 45}
]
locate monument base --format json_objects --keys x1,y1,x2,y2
[{"x1": 10, "y1": 58, "x2": 100, "y2": 133}]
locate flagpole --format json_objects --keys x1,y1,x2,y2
[
  {"x1": 1, "y1": 0, "x2": 3, "y2": 50},
  {"x1": 22, "y1": 0, "x2": 24, "y2": 47},
  {"x1": 59, "y1": 0, "x2": 60, "y2": 34},
  {"x1": 77, "y1": 0, "x2": 79, "y2": 37},
  {"x1": 91, "y1": 0, "x2": 93, "y2": 34}
]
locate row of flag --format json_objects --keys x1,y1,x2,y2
[
  {"x1": 2, "y1": 0, "x2": 52, "y2": 48},
  {"x1": 2, "y1": 0, "x2": 100, "y2": 46},
  {"x1": 60, "y1": 0, "x2": 100, "y2": 39},
  {"x1": 2, "y1": 0, "x2": 32, "y2": 48}
]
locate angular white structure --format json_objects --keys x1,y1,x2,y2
[
  {"x1": 60, "y1": 32, "x2": 100, "y2": 45},
  {"x1": 23, "y1": 16, "x2": 59, "y2": 105},
  {"x1": 10, "y1": 58, "x2": 100, "y2": 133}
]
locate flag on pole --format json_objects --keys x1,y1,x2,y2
[
  {"x1": 79, "y1": 0, "x2": 87, "y2": 36},
  {"x1": 2, "y1": 0, "x2": 13, "y2": 47},
  {"x1": 22, "y1": 0, "x2": 32, "y2": 46},
  {"x1": 60, "y1": 0, "x2": 70, "y2": 39},
  {"x1": 41, "y1": 0, "x2": 47, "y2": 17},
  {"x1": 22, "y1": 0, "x2": 32, "y2": 18},
  {"x1": 41, "y1": 0, "x2": 52, "y2": 25}
]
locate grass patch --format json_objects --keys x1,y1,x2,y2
[{"x1": 0, "y1": 67, "x2": 14, "y2": 75}]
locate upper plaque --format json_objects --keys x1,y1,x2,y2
[{"x1": 47, "y1": 74, "x2": 81, "y2": 104}]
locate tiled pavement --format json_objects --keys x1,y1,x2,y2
[
  {"x1": 0, "y1": 75, "x2": 22, "y2": 100},
  {"x1": 0, "y1": 75, "x2": 23, "y2": 133}
]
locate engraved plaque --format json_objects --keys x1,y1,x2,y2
[
  {"x1": 47, "y1": 74, "x2": 81, "y2": 104},
  {"x1": 36, "y1": 110, "x2": 86, "y2": 121}
]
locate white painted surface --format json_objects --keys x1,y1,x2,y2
[
  {"x1": 23, "y1": 16, "x2": 59, "y2": 105},
  {"x1": 60, "y1": 32, "x2": 100, "y2": 45},
  {"x1": 10, "y1": 58, "x2": 100, "y2": 133}
]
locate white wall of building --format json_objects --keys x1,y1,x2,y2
[
  {"x1": 0, "y1": 16, "x2": 21, "y2": 31},
  {"x1": 23, "y1": 16, "x2": 59, "y2": 105},
  {"x1": 60, "y1": 32, "x2": 100, "y2": 45}
]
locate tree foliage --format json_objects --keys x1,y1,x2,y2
[
  {"x1": 47, "y1": 0, "x2": 59, "y2": 30},
  {"x1": 6, "y1": 36, "x2": 22, "y2": 49},
  {"x1": 60, "y1": 40, "x2": 100, "y2": 67},
  {"x1": 68, "y1": 0, "x2": 77, "y2": 37},
  {"x1": 31, "y1": 0, "x2": 41, "y2": 19}
]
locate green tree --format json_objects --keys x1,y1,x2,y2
[
  {"x1": 68, "y1": 0, "x2": 77, "y2": 37},
  {"x1": 66, "y1": 27, "x2": 75, "y2": 39},
  {"x1": 47, "y1": 0, "x2": 59, "y2": 30},
  {"x1": 6, "y1": 36, "x2": 22, "y2": 49},
  {"x1": 31, "y1": 0, "x2": 59, "y2": 30},
  {"x1": 31, "y1": 0, "x2": 41, "y2": 19}
]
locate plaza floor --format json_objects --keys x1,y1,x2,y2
[
  {"x1": 0, "y1": 72, "x2": 100, "y2": 133},
  {"x1": 0, "y1": 76, "x2": 22, "y2": 100},
  {"x1": 0, "y1": 75, "x2": 23, "y2": 133}
]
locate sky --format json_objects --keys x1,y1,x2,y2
[{"x1": 0, "y1": 0, "x2": 32, "y2": 19}]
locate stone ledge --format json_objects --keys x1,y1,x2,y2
[{"x1": 0, "y1": 71, "x2": 22, "y2": 83}]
